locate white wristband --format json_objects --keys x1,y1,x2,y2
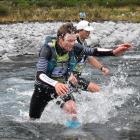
[{"x1": 39, "y1": 73, "x2": 58, "y2": 87}]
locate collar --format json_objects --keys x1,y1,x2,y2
[
  {"x1": 55, "y1": 42, "x2": 67, "y2": 56},
  {"x1": 77, "y1": 36, "x2": 85, "y2": 45}
]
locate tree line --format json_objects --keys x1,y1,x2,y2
[
  {"x1": 0, "y1": 0, "x2": 140, "y2": 23},
  {"x1": 1, "y1": 0, "x2": 140, "y2": 8}
]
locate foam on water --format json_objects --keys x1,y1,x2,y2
[
  {"x1": 60, "y1": 128, "x2": 95, "y2": 140},
  {"x1": 2, "y1": 77, "x2": 33, "y2": 84},
  {"x1": 6, "y1": 61, "x2": 136, "y2": 140},
  {"x1": 32, "y1": 64, "x2": 135, "y2": 126},
  {"x1": 0, "y1": 22, "x2": 140, "y2": 140},
  {"x1": 123, "y1": 55, "x2": 140, "y2": 59}
]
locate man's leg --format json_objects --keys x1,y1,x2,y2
[
  {"x1": 63, "y1": 100, "x2": 77, "y2": 115},
  {"x1": 29, "y1": 85, "x2": 56, "y2": 119},
  {"x1": 56, "y1": 93, "x2": 77, "y2": 115},
  {"x1": 78, "y1": 77, "x2": 100, "y2": 92}
]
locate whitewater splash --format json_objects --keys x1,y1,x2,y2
[
  {"x1": 0, "y1": 22, "x2": 140, "y2": 140},
  {"x1": 4, "y1": 55, "x2": 135, "y2": 132},
  {"x1": 25, "y1": 64, "x2": 134, "y2": 125}
]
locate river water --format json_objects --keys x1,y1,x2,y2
[{"x1": 0, "y1": 22, "x2": 140, "y2": 140}]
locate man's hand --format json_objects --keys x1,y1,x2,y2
[
  {"x1": 68, "y1": 73, "x2": 78, "y2": 85},
  {"x1": 113, "y1": 43, "x2": 132, "y2": 56},
  {"x1": 101, "y1": 66, "x2": 110, "y2": 76},
  {"x1": 55, "y1": 83, "x2": 69, "y2": 96},
  {"x1": 87, "y1": 82, "x2": 100, "y2": 92}
]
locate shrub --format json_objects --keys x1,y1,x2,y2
[
  {"x1": 0, "y1": 4, "x2": 9, "y2": 16},
  {"x1": 11, "y1": 0, "x2": 30, "y2": 7}
]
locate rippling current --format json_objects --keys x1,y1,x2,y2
[
  {"x1": 0, "y1": 47, "x2": 140, "y2": 140},
  {"x1": 0, "y1": 51, "x2": 140, "y2": 140}
]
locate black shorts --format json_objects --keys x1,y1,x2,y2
[
  {"x1": 77, "y1": 77, "x2": 90, "y2": 90},
  {"x1": 29, "y1": 84, "x2": 75, "y2": 119}
]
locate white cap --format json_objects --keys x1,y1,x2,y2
[{"x1": 76, "y1": 20, "x2": 94, "y2": 31}]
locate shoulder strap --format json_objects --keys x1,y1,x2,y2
[
  {"x1": 45, "y1": 36, "x2": 69, "y2": 62},
  {"x1": 45, "y1": 36, "x2": 57, "y2": 48}
]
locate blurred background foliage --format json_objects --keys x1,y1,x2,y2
[
  {"x1": 1, "y1": 0, "x2": 139, "y2": 8},
  {"x1": 0, "y1": 0, "x2": 140, "y2": 23}
]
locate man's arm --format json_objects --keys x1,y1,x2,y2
[
  {"x1": 36, "y1": 45, "x2": 68, "y2": 96},
  {"x1": 88, "y1": 56, "x2": 103, "y2": 69},
  {"x1": 87, "y1": 56, "x2": 109, "y2": 75},
  {"x1": 75, "y1": 43, "x2": 132, "y2": 57},
  {"x1": 113, "y1": 43, "x2": 132, "y2": 56},
  {"x1": 36, "y1": 46, "x2": 58, "y2": 87},
  {"x1": 74, "y1": 43, "x2": 114, "y2": 56}
]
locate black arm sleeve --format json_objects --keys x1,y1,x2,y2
[{"x1": 74, "y1": 43, "x2": 114, "y2": 57}]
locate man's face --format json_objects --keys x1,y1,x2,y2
[
  {"x1": 62, "y1": 33, "x2": 76, "y2": 51},
  {"x1": 80, "y1": 30, "x2": 90, "y2": 40}
]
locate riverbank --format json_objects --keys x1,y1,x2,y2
[
  {"x1": 0, "y1": 6, "x2": 140, "y2": 24},
  {"x1": 0, "y1": 21, "x2": 140, "y2": 62}
]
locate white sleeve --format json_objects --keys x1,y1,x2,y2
[
  {"x1": 39, "y1": 73, "x2": 58, "y2": 87},
  {"x1": 97, "y1": 48, "x2": 112, "y2": 52}
]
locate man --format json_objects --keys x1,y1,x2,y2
[
  {"x1": 29, "y1": 22, "x2": 131, "y2": 120},
  {"x1": 69, "y1": 20, "x2": 110, "y2": 93}
]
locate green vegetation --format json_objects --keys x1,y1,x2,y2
[
  {"x1": 0, "y1": 0, "x2": 140, "y2": 23},
  {"x1": 7, "y1": 0, "x2": 140, "y2": 8}
]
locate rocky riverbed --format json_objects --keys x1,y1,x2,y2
[{"x1": 0, "y1": 21, "x2": 140, "y2": 62}]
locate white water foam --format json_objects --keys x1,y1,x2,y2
[
  {"x1": 35, "y1": 64, "x2": 135, "y2": 125},
  {"x1": 123, "y1": 55, "x2": 140, "y2": 59},
  {"x1": 15, "y1": 64, "x2": 135, "y2": 126}
]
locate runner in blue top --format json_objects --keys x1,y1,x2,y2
[{"x1": 29, "y1": 22, "x2": 132, "y2": 119}]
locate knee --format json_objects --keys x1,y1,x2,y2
[
  {"x1": 63, "y1": 100, "x2": 77, "y2": 114},
  {"x1": 87, "y1": 82, "x2": 100, "y2": 92}
]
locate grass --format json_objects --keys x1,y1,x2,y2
[{"x1": 0, "y1": 5, "x2": 140, "y2": 23}]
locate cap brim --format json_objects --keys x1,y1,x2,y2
[{"x1": 84, "y1": 26, "x2": 94, "y2": 31}]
